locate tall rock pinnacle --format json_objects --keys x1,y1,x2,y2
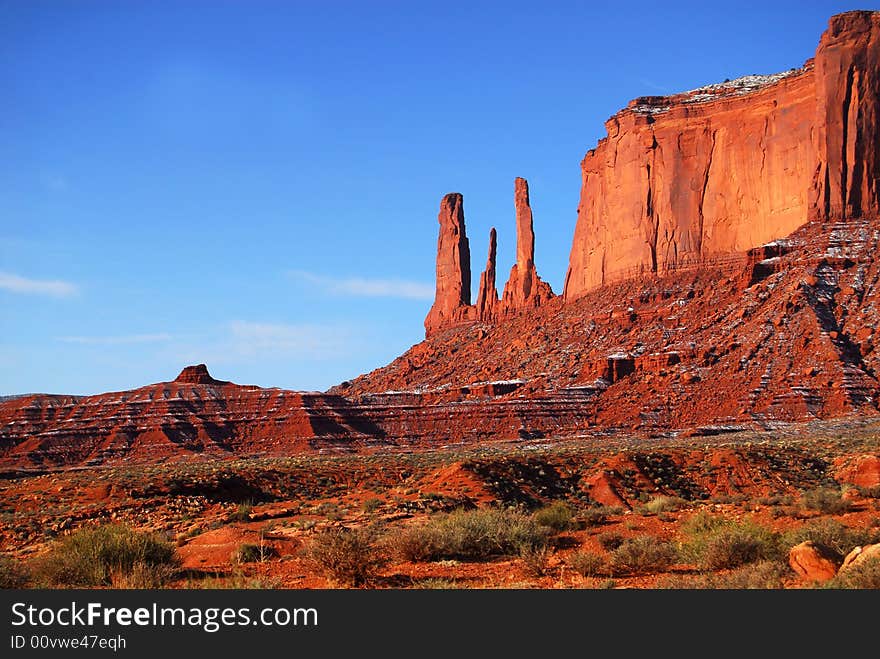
[
  {"x1": 476, "y1": 227, "x2": 498, "y2": 320},
  {"x1": 811, "y1": 10, "x2": 880, "y2": 220},
  {"x1": 501, "y1": 177, "x2": 554, "y2": 313},
  {"x1": 424, "y1": 193, "x2": 473, "y2": 336},
  {"x1": 515, "y1": 177, "x2": 536, "y2": 273}
]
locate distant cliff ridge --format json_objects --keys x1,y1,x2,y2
[{"x1": 425, "y1": 11, "x2": 880, "y2": 335}]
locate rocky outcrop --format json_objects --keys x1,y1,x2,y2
[
  {"x1": 424, "y1": 193, "x2": 472, "y2": 336},
  {"x1": 475, "y1": 228, "x2": 499, "y2": 320},
  {"x1": 175, "y1": 364, "x2": 226, "y2": 385},
  {"x1": 425, "y1": 178, "x2": 554, "y2": 336},
  {"x1": 789, "y1": 541, "x2": 842, "y2": 582},
  {"x1": 565, "y1": 10, "x2": 880, "y2": 299},
  {"x1": 840, "y1": 543, "x2": 880, "y2": 572},
  {"x1": 500, "y1": 178, "x2": 555, "y2": 314}
]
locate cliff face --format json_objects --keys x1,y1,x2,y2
[
  {"x1": 811, "y1": 11, "x2": 880, "y2": 221},
  {"x1": 564, "y1": 10, "x2": 880, "y2": 299}
]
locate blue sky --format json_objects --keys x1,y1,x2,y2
[{"x1": 0, "y1": 0, "x2": 857, "y2": 395}]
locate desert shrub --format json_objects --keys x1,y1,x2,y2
[
  {"x1": 640, "y1": 495, "x2": 687, "y2": 515},
  {"x1": 305, "y1": 526, "x2": 385, "y2": 587},
  {"x1": 800, "y1": 487, "x2": 851, "y2": 515},
  {"x1": 782, "y1": 518, "x2": 879, "y2": 556},
  {"x1": 0, "y1": 555, "x2": 30, "y2": 589},
  {"x1": 608, "y1": 536, "x2": 677, "y2": 575},
  {"x1": 857, "y1": 485, "x2": 880, "y2": 499},
  {"x1": 596, "y1": 531, "x2": 624, "y2": 551},
  {"x1": 226, "y1": 501, "x2": 253, "y2": 522},
  {"x1": 362, "y1": 498, "x2": 383, "y2": 513},
  {"x1": 412, "y1": 578, "x2": 462, "y2": 589},
  {"x1": 32, "y1": 524, "x2": 179, "y2": 588},
  {"x1": 826, "y1": 557, "x2": 880, "y2": 589},
  {"x1": 681, "y1": 513, "x2": 781, "y2": 570},
  {"x1": 658, "y1": 561, "x2": 789, "y2": 589},
  {"x1": 392, "y1": 508, "x2": 548, "y2": 562},
  {"x1": 569, "y1": 551, "x2": 606, "y2": 577},
  {"x1": 532, "y1": 501, "x2": 575, "y2": 532},
  {"x1": 111, "y1": 563, "x2": 178, "y2": 589},
  {"x1": 232, "y1": 542, "x2": 275, "y2": 564},
  {"x1": 519, "y1": 544, "x2": 552, "y2": 577},
  {"x1": 579, "y1": 506, "x2": 624, "y2": 527}
]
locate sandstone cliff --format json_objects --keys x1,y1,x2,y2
[{"x1": 564, "y1": 10, "x2": 880, "y2": 299}]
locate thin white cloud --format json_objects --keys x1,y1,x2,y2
[
  {"x1": 57, "y1": 333, "x2": 172, "y2": 345},
  {"x1": 289, "y1": 270, "x2": 433, "y2": 300},
  {"x1": 0, "y1": 272, "x2": 78, "y2": 297},
  {"x1": 226, "y1": 321, "x2": 351, "y2": 358}
]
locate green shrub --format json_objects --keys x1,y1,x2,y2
[
  {"x1": 0, "y1": 555, "x2": 29, "y2": 589},
  {"x1": 569, "y1": 551, "x2": 606, "y2": 577},
  {"x1": 681, "y1": 513, "x2": 781, "y2": 571},
  {"x1": 608, "y1": 536, "x2": 677, "y2": 575},
  {"x1": 781, "y1": 518, "x2": 879, "y2": 556},
  {"x1": 800, "y1": 487, "x2": 851, "y2": 515},
  {"x1": 532, "y1": 501, "x2": 575, "y2": 532},
  {"x1": 826, "y1": 557, "x2": 880, "y2": 589},
  {"x1": 393, "y1": 508, "x2": 548, "y2": 562},
  {"x1": 306, "y1": 526, "x2": 385, "y2": 587},
  {"x1": 32, "y1": 524, "x2": 179, "y2": 588}
]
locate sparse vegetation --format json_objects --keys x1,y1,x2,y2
[
  {"x1": 0, "y1": 555, "x2": 30, "y2": 589},
  {"x1": 658, "y1": 561, "x2": 789, "y2": 589},
  {"x1": 569, "y1": 550, "x2": 606, "y2": 577},
  {"x1": 32, "y1": 524, "x2": 179, "y2": 588},
  {"x1": 392, "y1": 508, "x2": 549, "y2": 562},
  {"x1": 608, "y1": 536, "x2": 677, "y2": 575},
  {"x1": 596, "y1": 531, "x2": 624, "y2": 551},
  {"x1": 800, "y1": 487, "x2": 852, "y2": 515},
  {"x1": 681, "y1": 512, "x2": 781, "y2": 570},
  {"x1": 305, "y1": 526, "x2": 385, "y2": 587},
  {"x1": 232, "y1": 541, "x2": 275, "y2": 564},
  {"x1": 640, "y1": 495, "x2": 687, "y2": 515},
  {"x1": 362, "y1": 498, "x2": 383, "y2": 513},
  {"x1": 781, "y1": 518, "x2": 879, "y2": 556},
  {"x1": 532, "y1": 501, "x2": 575, "y2": 532},
  {"x1": 825, "y1": 557, "x2": 880, "y2": 589},
  {"x1": 227, "y1": 501, "x2": 254, "y2": 522},
  {"x1": 518, "y1": 544, "x2": 552, "y2": 577}
]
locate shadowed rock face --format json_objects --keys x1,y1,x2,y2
[
  {"x1": 476, "y1": 227, "x2": 498, "y2": 320},
  {"x1": 564, "y1": 10, "x2": 880, "y2": 300}
]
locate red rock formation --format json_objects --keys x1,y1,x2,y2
[
  {"x1": 424, "y1": 193, "x2": 472, "y2": 336},
  {"x1": 500, "y1": 178, "x2": 554, "y2": 313},
  {"x1": 475, "y1": 227, "x2": 498, "y2": 320},
  {"x1": 565, "y1": 11, "x2": 880, "y2": 299},
  {"x1": 811, "y1": 11, "x2": 880, "y2": 221},
  {"x1": 175, "y1": 364, "x2": 225, "y2": 385},
  {"x1": 789, "y1": 541, "x2": 842, "y2": 582},
  {"x1": 426, "y1": 178, "x2": 554, "y2": 336}
]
